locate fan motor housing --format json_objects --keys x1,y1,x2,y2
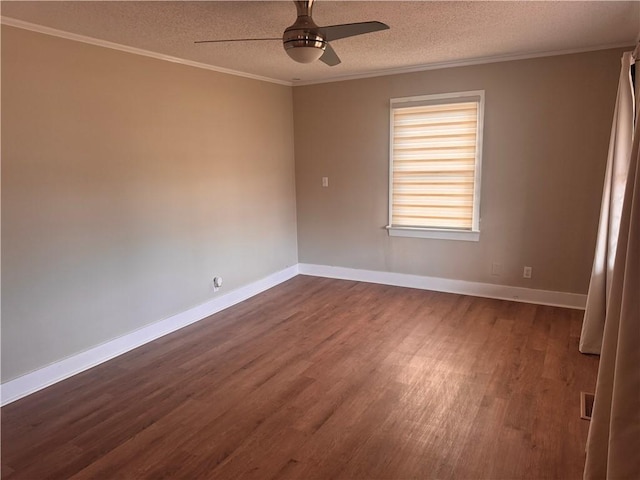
[
  {"x1": 283, "y1": 35, "x2": 326, "y2": 51},
  {"x1": 283, "y1": 15, "x2": 327, "y2": 53}
]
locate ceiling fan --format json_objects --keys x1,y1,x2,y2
[{"x1": 195, "y1": 0, "x2": 389, "y2": 66}]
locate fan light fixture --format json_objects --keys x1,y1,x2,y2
[
  {"x1": 286, "y1": 45, "x2": 325, "y2": 63},
  {"x1": 284, "y1": 38, "x2": 326, "y2": 63},
  {"x1": 195, "y1": 0, "x2": 389, "y2": 67}
]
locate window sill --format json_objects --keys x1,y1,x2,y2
[{"x1": 386, "y1": 226, "x2": 480, "y2": 242}]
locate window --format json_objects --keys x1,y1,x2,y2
[{"x1": 387, "y1": 91, "x2": 484, "y2": 241}]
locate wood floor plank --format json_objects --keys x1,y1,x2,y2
[{"x1": 1, "y1": 277, "x2": 597, "y2": 479}]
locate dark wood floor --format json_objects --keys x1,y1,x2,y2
[{"x1": 2, "y1": 275, "x2": 598, "y2": 479}]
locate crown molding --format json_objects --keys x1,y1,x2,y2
[
  {"x1": 293, "y1": 42, "x2": 634, "y2": 86},
  {"x1": 0, "y1": 16, "x2": 292, "y2": 87},
  {"x1": 1, "y1": 16, "x2": 634, "y2": 89}
]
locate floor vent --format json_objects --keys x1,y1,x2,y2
[{"x1": 581, "y1": 392, "x2": 595, "y2": 420}]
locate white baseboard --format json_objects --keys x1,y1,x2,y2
[
  {"x1": 298, "y1": 263, "x2": 586, "y2": 310},
  {"x1": 1, "y1": 262, "x2": 586, "y2": 406},
  {"x1": 0, "y1": 265, "x2": 299, "y2": 406}
]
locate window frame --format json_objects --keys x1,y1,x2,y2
[{"x1": 386, "y1": 90, "x2": 485, "y2": 242}]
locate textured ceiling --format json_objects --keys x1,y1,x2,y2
[{"x1": 2, "y1": 1, "x2": 639, "y2": 85}]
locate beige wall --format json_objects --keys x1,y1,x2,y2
[
  {"x1": 294, "y1": 48, "x2": 624, "y2": 294},
  {"x1": 1, "y1": 24, "x2": 626, "y2": 382},
  {"x1": 1, "y1": 26, "x2": 298, "y2": 381}
]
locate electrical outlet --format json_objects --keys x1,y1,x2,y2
[
  {"x1": 213, "y1": 276, "x2": 223, "y2": 291},
  {"x1": 523, "y1": 266, "x2": 532, "y2": 279},
  {"x1": 322, "y1": 177, "x2": 329, "y2": 187},
  {"x1": 491, "y1": 263, "x2": 502, "y2": 276}
]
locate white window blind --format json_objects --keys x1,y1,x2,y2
[{"x1": 389, "y1": 91, "x2": 484, "y2": 237}]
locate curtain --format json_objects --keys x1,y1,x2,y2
[
  {"x1": 579, "y1": 53, "x2": 635, "y2": 354},
  {"x1": 583, "y1": 51, "x2": 640, "y2": 479}
]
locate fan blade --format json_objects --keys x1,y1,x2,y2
[
  {"x1": 195, "y1": 38, "x2": 280, "y2": 44},
  {"x1": 319, "y1": 43, "x2": 341, "y2": 66},
  {"x1": 319, "y1": 21, "x2": 389, "y2": 42}
]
